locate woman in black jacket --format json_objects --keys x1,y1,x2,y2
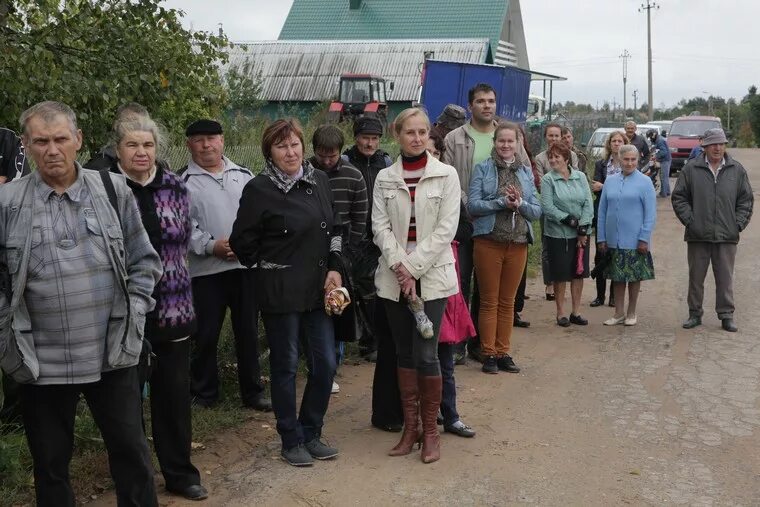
[
  {"x1": 230, "y1": 118, "x2": 343, "y2": 467},
  {"x1": 590, "y1": 131, "x2": 628, "y2": 307}
]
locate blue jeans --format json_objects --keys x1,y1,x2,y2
[
  {"x1": 262, "y1": 309, "x2": 336, "y2": 450},
  {"x1": 438, "y1": 342, "x2": 460, "y2": 426},
  {"x1": 659, "y1": 160, "x2": 672, "y2": 196}
]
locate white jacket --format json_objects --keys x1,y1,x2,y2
[{"x1": 371, "y1": 154, "x2": 460, "y2": 302}]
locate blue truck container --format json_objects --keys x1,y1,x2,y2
[{"x1": 419, "y1": 59, "x2": 532, "y2": 124}]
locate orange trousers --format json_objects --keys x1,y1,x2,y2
[{"x1": 473, "y1": 238, "x2": 528, "y2": 357}]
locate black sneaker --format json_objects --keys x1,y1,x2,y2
[
  {"x1": 281, "y1": 444, "x2": 314, "y2": 466},
  {"x1": 496, "y1": 355, "x2": 520, "y2": 373},
  {"x1": 481, "y1": 356, "x2": 498, "y2": 374},
  {"x1": 304, "y1": 438, "x2": 339, "y2": 460},
  {"x1": 569, "y1": 314, "x2": 588, "y2": 325}
]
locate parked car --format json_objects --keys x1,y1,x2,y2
[
  {"x1": 666, "y1": 115, "x2": 722, "y2": 171},
  {"x1": 583, "y1": 127, "x2": 621, "y2": 159}
]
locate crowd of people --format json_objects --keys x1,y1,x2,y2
[{"x1": 0, "y1": 89, "x2": 752, "y2": 506}]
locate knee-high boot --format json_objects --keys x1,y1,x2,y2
[
  {"x1": 388, "y1": 367, "x2": 421, "y2": 456},
  {"x1": 418, "y1": 374, "x2": 442, "y2": 464}
]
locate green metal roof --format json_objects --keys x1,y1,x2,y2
[{"x1": 279, "y1": 0, "x2": 509, "y2": 55}]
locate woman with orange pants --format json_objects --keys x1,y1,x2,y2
[{"x1": 468, "y1": 122, "x2": 542, "y2": 375}]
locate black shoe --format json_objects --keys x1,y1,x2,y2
[
  {"x1": 454, "y1": 352, "x2": 467, "y2": 366},
  {"x1": 545, "y1": 292, "x2": 555, "y2": 301},
  {"x1": 557, "y1": 317, "x2": 570, "y2": 327},
  {"x1": 513, "y1": 313, "x2": 530, "y2": 328},
  {"x1": 481, "y1": 356, "x2": 498, "y2": 374},
  {"x1": 608, "y1": 297, "x2": 615, "y2": 307},
  {"x1": 682, "y1": 316, "x2": 702, "y2": 329},
  {"x1": 569, "y1": 314, "x2": 588, "y2": 326},
  {"x1": 167, "y1": 484, "x2": 209, "y2": 501},
  {"x1": 281, "y1": 444, "x2": 314, "y2": 466},
  {"x1": 721, "y1": 318, "x2": 738, "y2": 332},
  {"x1": 523, "y1": 294, "x2": 531, "y2": 300},
  {"x1": 496, "y1": 355, "x2": 520, "y2": 373},
  {"x1": 444, "y1": 422, "x2": 476, "y2": 438},
  {"x1": 304, "y1": 438, "x2": 339, "y2": 460},
  {"x1": 371, "y1": 421, "x2": 403, "y2": 433},
  {"x1": 243, "y1": 396, "x2": 272, "y2": 412},
  {"x1": 590, "y1": 297, "x2": 604, "y2": 307}
]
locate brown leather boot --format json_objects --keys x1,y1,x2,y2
[
  {"x1": 388, "y1": 367, "x2": 421, "y2": 456},
  {"x1": 418, "y1": 374, "x2": 442, "y2": 464}
]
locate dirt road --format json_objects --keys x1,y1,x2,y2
[{"x1": 97, "y1": 149, "x2": 760, "y2": 506}]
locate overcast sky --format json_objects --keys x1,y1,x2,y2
[{"x1": 163, "y1": 0, "x2": 758, "y2": 109}]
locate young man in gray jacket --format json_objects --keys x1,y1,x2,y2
[
  {"x1": 183, "y1": 119, "x2": 271, "y2": 411},
  {"x1": 672, "y1": 128, "x2": 754, "y2": 332},
  {"x1": 0, "y1": 101, "x2": 162, "y2": 506}
]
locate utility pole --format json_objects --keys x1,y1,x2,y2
[
  {"x1": 620, "y1": 50, "x2": 631, "y2": 116},
  {"x1": 633, "y1": 89, "x2": 639, "y2": 113},
  {"x1": 639, "y1": 1, "x2": 659, "y2": 121}
]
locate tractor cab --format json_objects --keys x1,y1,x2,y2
[{"x1": 328, "y1": 74, "x2": 393, "y2": 126}]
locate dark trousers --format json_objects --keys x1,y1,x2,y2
[
  {"x1": 370, "y1": 297, "x2": 402, "y2": 427},
  {"x1": 515, "y1": 258, "x2": 528, "y2": 314},
  {"x1": 457, "y1": 236, "x2": 481, "y2": 356},
  {"x1": 148, "y1": 339, "x2": 200, "y2": 491},
  {"x1": 593, "y1": 235, "x2": 613, "y2": 300},
  {"x1": 383, "y1": 297, "x2": 446, "y2": 376},
  {"x1": 438, "y1": 342, "x2": 459, "y2": 426},
  {"x1": 687, "y1": 242, "x2": 737, "y2": 318},
  {"x1": 190, "y1": 269, "x2": 264, "y2": 406},
  {"x1": 262, "y1": 309, "x2": 336, "y2": 450},
  {"x1": 20, "y1": 367, "x2": 157, "y2": 507}
]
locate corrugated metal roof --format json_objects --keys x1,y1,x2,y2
[
  {"x1": 225, "y1": 39, "x2": 490, "y2": 102},
  {"x1": 278, "y1": 0, "x2": 509, "y2": 56}
]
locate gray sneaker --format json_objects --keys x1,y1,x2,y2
[
  {"x1": 304, "y1": 438, "x2": 339, "y2": 460},
  {"x1": 281, "y1": 444, "x2": 314, "y2": 467}
]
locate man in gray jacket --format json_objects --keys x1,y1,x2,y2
[
  {"x1": 672, "y1": 128, "x2": 754, "y2": 332},
  {"x1": 183, "y1": 119, "x2": 271, "y2": 411},
  {"x1": 0, "y1": 101, "x2": 162, "y2": 506}
]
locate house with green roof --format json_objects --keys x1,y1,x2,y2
[{"x1": 279, "y1": 0, "x2": 530, "y2": 68}]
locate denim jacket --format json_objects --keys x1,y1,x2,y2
[
  {"x1": 0, "y1": 167, "x2": 161, "y2": 383},
  {"x1": 467, "y1": 158, "x2": 543, "y2": 243}
]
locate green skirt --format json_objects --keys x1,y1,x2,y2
[{"x1": 605, "y1": 248, "x2": 655, "y2": 282}]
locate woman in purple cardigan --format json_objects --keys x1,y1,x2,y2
[{"x1": 109, "y1": 114, "x2": 207, "y2": 501}]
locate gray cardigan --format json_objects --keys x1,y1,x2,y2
[
  {"x1": 0, "y1": 167, "x2": 161, "y2": 383},
  {"x1": 671, "y1": 154, "x2": 753, "y2": 244}
]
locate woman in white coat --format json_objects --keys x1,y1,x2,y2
[{"x1": 372, "y1": 108, "x2": 460, "y2": 464}]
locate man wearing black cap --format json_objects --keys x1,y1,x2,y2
[
  {"x1": 182, "y1": 119, "x2": 271, "y2": 411},
  {"x1": 341, "y1": 116, "x2": 392, "y2": 363},
  {"x1": 672, "y1": 128, "x2": 754, "y2": 332}
]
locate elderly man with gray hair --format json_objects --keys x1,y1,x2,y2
[
  {"x1": 623, "y1": 120, "x2": 650, "y2": 169},
  {"x1": 0, "y1": 101, "x2": 162, "y2": 506},
  {"x1": 672, "y1": 128, "x2": 753, "y2": 332}
]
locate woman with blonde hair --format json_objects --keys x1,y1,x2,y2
[
  {"x1": 373, "y1": 107, "x2": 460, "y2": 463},
  {"x1": 590, "y1": 130, "x2": 629, "y2": 308}
]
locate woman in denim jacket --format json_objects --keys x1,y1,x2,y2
[{"x1": 468, "y1": 122, "x2": 542, "y2": 375}]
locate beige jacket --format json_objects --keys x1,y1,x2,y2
[
  {"x1": 371, "y1": 155, "x2": 460, "y2": 302},
  {"x1": 442, "y1": 120, "x2": 500, "y2": 204}
]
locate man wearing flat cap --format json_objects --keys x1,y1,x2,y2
[
  {"x1": 672, "y1": 128, "x2": 754, "y2": 332},
  {"x1": 182, "y1": 119, "x2": 271, "y2": 411}
]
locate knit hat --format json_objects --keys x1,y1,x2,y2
[
  {"x1": 353, "y1": 117, "x2": 384, "y2": 137},
  {"x1": 185, "y1": 119, "x2": 223, "y2": 137},
  {"x1": 700, "y1": 128, "x2": 728, "y2": 146}
]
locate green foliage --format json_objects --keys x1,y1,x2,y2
[
  {"x1": 0, "y1": 0, "x2": 230, "y2": 151},
  {"x1": 745, "y1": 86, "x2": 760, "y2": 147}
]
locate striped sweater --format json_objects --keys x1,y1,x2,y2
[
  {"x1": 402, "y1": 152, "x2": 427, "y2": 251},
  {"x1": 310, "y1": 157, "x2": 369, "y2": 245}
]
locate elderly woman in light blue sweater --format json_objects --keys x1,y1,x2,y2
[{"x1": 597, "y1": 144, "x2": 657, "y2": 326}]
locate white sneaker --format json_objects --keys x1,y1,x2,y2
[
  {"x1": 624, "y1": 316, "x2": 638, "y2": 326},
  {"x1": 331, "y1": 381, "x2": 340, "y2": 394},
  {"x1": 604, "y1": 316, "x2": 626, "y2": 326}
]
